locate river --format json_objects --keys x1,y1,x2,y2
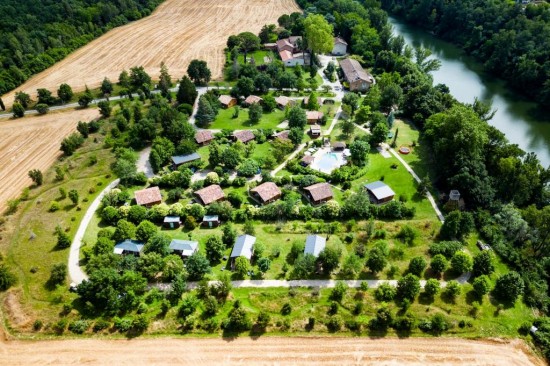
[{"x1": 389, "y1": 16, "x2": 550, "y2": 167}]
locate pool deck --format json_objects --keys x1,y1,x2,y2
[{"x1": 310, "y1": 147, "x2": 347, "y2": 174}]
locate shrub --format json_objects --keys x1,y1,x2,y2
[
  {"x1": 424, "y1": 278, "x2": 440, "y2": 298},
  {"x1": 445, "y1": 280, "x2": 461, "y2": 300},
  {"x1": 375, "y1": 283, "x2": 396, "y2": 302},
  {"x1": 494, "y1": 271, "x2": 524, "y2": 303},
  {"x1": 49, "y1": 201, "x2": 60, "y2": 212},
  {"x1": 330, "y1": 281, "x2": 348, "y2": 302},
  {"x1": 281, "y1": 302, "x2": 292, "y2": 315},
  {"x1": 396, "y1": 225, "x2": 418, "y2": 245},
  {"x1": 397, "y1": 274, "x2": 421, "y2": 301},
  {"x1": 326, "y1": 316, "x2": 343, "y2": 332},
  {"x1": 93, "y1": 319, "x2": 110, "y2": 332},
  {"x1": 450, "y1": 252, "x2": 473, "y2": 274},
  {"x1": 68, "y1": 320, "x2": 89, "y2": 334},
  {"x1": 430, "y1": 254, "x2": 448, "y2": 275},
  {"x1": 33, "y1": 320, "x2": 43, "y2": 331},
  {"x1": 408, "y1": 256, "x2": 427, "y2": 276},
  {"x1": 472, "y1": 275, "x2": 491, "y2": 298}
]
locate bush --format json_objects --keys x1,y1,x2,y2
[
  {"x1": 281, "y1": 302, "x2": 292, "y2": 315},
  {"x1": 397, "y1": 274, "x2": 420, "y2": 301},
  {"x1": 375, "y1": 283, "x2": 396, "y2": 302},
  {"x1": 431, "y1": 313, "x2": 448, "y2": 334},
  {"x1": 445, "y1": 280, "x2": 461, "y2": 300},
  {"x1": 423, "y1": 278, "x2": 440, "y2": 298},
  {"x1": 330, "y1": 281, "x2": 348, "y2": 302},
  {"x1": 396, "y1": 225, "x2": 418, "y2": 245},
  {"x1": 494, "y1": 271, "x2": 524, "y2": 303},
  {"x1": 450, "y1": 251, "x2": 473, "y2": 274},
  {"x1": 472, "y1": 275, "x2": 491, "y2": 297},
  {"x1": 326, "y1": 316, "x2": 343, "y2": 332},
  {"x1": 114, "y1": 317, "x2": 133, "y2": 332},
  {"x1": 0, "y1": 264, "x2": 16, "y2": 291},
  {"x1": 93, "y1": 319, "x2": 110, "y2": 332},
  {"x1": 68, "y1": 320, "x2": 89, "y2": 334},
  {"x1": 428, "y1": 241, "x2": 463, "y2": 259},
  {"x1": 33, "y1": 320, "x2": 43, "y2": 331},
  {"x1": 49, "y1": 201, "x2": 60, "y2": 212},
  {"x1": 408, "y1": 256, "x2": 427, "y2": 276}
]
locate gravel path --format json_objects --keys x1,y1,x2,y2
[{"x1": 68, "y1": 179, "x2": 120, "y2": 285}]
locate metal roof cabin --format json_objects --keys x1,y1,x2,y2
[{"x1": 304, "y1": 235, "x2": 326, "y2": 257}]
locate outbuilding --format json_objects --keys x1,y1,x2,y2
[
  {"x1": 250, "y1": 182, "x2": 282, "y2": 205},
  {"x1": 195, "y1": 130, "x2": 214, "y2": 146},
  {"x1": 230, "y1": 234, "x2": 256, "y2": 268},
  {"x1": 194, "y1": 184, "x2": 225, "y2": 205},
  {"x1": 303, "y1": 182, "x2": 333, "y2": 205},
  {"x1": 169, "y1": 239, "x2": 199, "y2": 257},
  {"x1": 114, "y1": 240, "x2": 144, "y2": 256},
  {"x1": 364, "y1": 181, "x2": 395, "y2": 204},
  {"x1": 202, "y1": 215, "x2": 220, "y2": 228},
  {"x1": 163, "y1": 216, "x2": 181, "y2": 229},
  {"x1": 171, "y1": 153, "x2": 201, "y2": 168},
  {"x1": 134, "y1": 186, "x2": 162, "y2": 207},
  {"x1": 304, "y1": 235, "x2": 326, "y2": 257},
  {"x1": 218, "y1": 95, "x2": 237, "y2": 108}
]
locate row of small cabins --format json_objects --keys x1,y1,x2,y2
[
  {"x1": 114, "y1": 234, "x2": 329, "y2": 270},
  {"x1": 134, "y1": 179, "x2": 396, "y2": 209}
]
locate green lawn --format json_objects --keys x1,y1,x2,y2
[
  {"x1": 210, "y1": 107, "x2": 286, "y2": 130},
  {"x1": 238, "y1": 50, "x2": 274, "y2": 65}
]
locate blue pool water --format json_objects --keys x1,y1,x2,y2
[{"x1": 316, "y1": 153, "x2": 339, "y2": 172}]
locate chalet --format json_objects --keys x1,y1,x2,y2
[
  {"x1": 233, "y1": 130, "x2": 255, "y2": 144},
  {"x1": 339, "y1": 58, "x2": 375, "y2": 92},
  {"x1": 230, "y1": 234, "x2": 256, "y2": 268},
  {"x1": 169, "y1": 239, "x2": 199, "y2": 257},
  {"x1": 309, "y1": 125, "x2": 321, "y2": 137},
  {"x1": 244, "y1": 95, "x2": 262, "y2": 105},
  {"x1": 202, "y1": 215, "x2": 220, "y2": 228},
  {"x1": 276, "y1": 36, "x2": 309, "y2": 67},
  {"x1": 303, "y1": 182, "x2": 333, "y2": 205},
  {"x1": 306, "y1": 111, "x2": 324, "y2": 124},
  {"x1": 301, "y1": 155, "x2": 315, "y2": 167},
  {"x1": 134, "y1": 186, "x2": 162, "y2": 207},
  {"x1": 332, "y1": 37, "x2": 348, "y2": 56},
  {"x1": 276, "y1": 36, "x2": 301, "y2": 53},
  {"x1": 273, "y1": 130, "x2": 290, "y2": 141},
  {"x1": 114, "y1": 240, "x2": 144, "y2": 256},
  {"x1": 364, "y1": 181, "x2": 395, "y2": 204},
  {"x1": 163, "y1": 216, "x2": 181, "y2": 229},
  {"x1": 194, "y1": 184, "x2": 225, "y2": 205},
  {"x1": 250, "y1": 182, "x2": 282, "y2": 205},
  {"x1": 171, "y1": 152, "x2": 201, "y2": 168},
  {"x1": 218, "y1": 95, "x2": 237, "y2": 108},
  {"x1": 275, "y1": 96, "x2": 294, "y2": 109},
  {"x1": 195, "y1": 130, "x2": 214, "y2": 146},
  {"x1": 304, "y1": 235, "x2": 326, "y2": 257},
  {"x1": 332, "y1": 141, "x2": 346, "y2": 151}
]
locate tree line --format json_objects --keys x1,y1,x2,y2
[
  {"x1": 0, "y1": 0, "x2": 163, "y2": 97},
  {"x1": 381, "y1": 0, "x2": 550, "y2": 109}
]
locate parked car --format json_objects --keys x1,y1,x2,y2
[{"x1": 476, "y1": 240, "x2": 491, "y2": 251}]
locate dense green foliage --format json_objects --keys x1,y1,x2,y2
[
  {"x1": 382, "y1": 0, "x2": 550, "y2": 108},
  {"x1": 0, "y1": 0, "x2": 163, "y2": 95}
]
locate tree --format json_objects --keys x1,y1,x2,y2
[
  {"x1": 494, "y1": 271, "x2": 524, "y2": 303},
  {"x1": 450, "y1": 252, "x2": 473, "y2": 274},
  {"x1": 135, "y1": 220, "x2": 157, "y2": 243},
  {"x1": 408, "y1": 256, "x2": 427, "y2": 276},
  {"x1": 78, "y1": 86, "x2": 94, "y2": 107},
  {"x1": 415, "y1": 47, "x2": 441, "y2": 74},
  {"x1": 444, "y1": 280, "x2": 461, "y2": 299},
  {"x1": 205, "y1": 236, "x2": 225, "y2": 263},
  {"x1": 35, "y1": 103, "x2": 49, "y2": 114},
  {"x1": 48, "y1": 263, "x2": 67, "y2": 287},
  {"x1": 317, "y1": 247, "x2": 341, "y2": 274},
  {"x1": 158, "y1": 62, "x2": 172, "y2": 98},
  {"x1": 306, "y1": 92, "x2": 320, "y2": 111},
  {"x1": 186, "y1": 252, "x2": 211, "y2": 281},
  {"x1": 98, "y1": 101, "x2": 111, "y2": 118},
  {"x1": 0, "y1": 97, "x2": 5, "y2": 111},
  {"x1": 187, "y1": 60, "x2": 211, "y2": 85},
  {"x1": 288, "y1": 106, "x2": 307, "y2": 129},
  {"x1": 0, "y1": 264, "x2": 16, "y2": 291},
  {"x1": 472, "y1": 251, "x2": 495, "y2": 277},
  {"x1": 397, "y1": 273, "x2": 421, "y2": 301},
  {"x1": 12, "y1": 102, "x2": 25, "y2": 118},
  {"x1": 129, "y1": 66, "x2": 152, "y2": 92},
  {"x1": 195, "y1": 95, "x2": 215, "y2": 128},
  {"x1": 424, "y1": 278, "x2": 440, "y2": 298},
  {"x1": 366, "y1": 247, "x2": 387, "y2": 274},
  {"x1": 222, "y1": 223, "x2": 237, "y2": 246},
  {"x1": 248, "y1": 103, "x2": 262, "y2": 124},
  {"x1": 380, "y1": 83, "x2": 403, "y2": 112},
  {"x1": 118, "y1": 70, "x2": 130, "y2": 88},
  {"x1": 113, "y1": 219, "x2": 136, "y2": 242},
  {"x1": 472, "y1": 275, "x2": 491, "y2": 298},
  {"x1": 57, "y1": 83, "x2": 73, "y2": 103},
  {"x1": 224, "y1": 303, "x2": 252, "y2": 331},
  {"x1": 430, "y1": 254, "x2": 448, "y2": 275},
  {"x1": 291, "y1": 254, "x2": 316, "y2": 279},
  {"x1": 232, "y1": 76, "x2": 255, "y2": 98},
  {"x1": 341, "y1": 119, "x2": 355, "y2": 137},
  {"x1": 288, "y1": 127, "x2": 304, "y2": 146},
  {"x1": 375, "y1": 283, "x2": 396, "y2": 302},
  {"x1": 303, "y1": 14, "x2": 334, "y2": 64},
  {"x1": 14, "y1": 92, "x2": 31, "y2": 108},
  {"x1": 235, "y1": 256, "x2": 250, "y2": 277},
  {"x1": 349, "y1": 140, "x2": 369, "y2": 166},
  {"x1": 144, "y1": 233, "x2": 171, "y2": 256},
  {"x1": 254, "y1": 73, "x2": 272, "y2": 94},
  {"x1": 342, "y1": 93, "x2": 360, "y2": 115},
  {"x1": 369, "y1": 122, "x2": 389, "y2": 147},
  {"x1": 101, "y1": 77, "x2": 113, "y2": 96},
  {"x1": 28, "y1": 169, "x2": 43, "y2": 186},
  {"x1": 68, "y1": 189, "x2": 79, "y2": 205},
  {"x1": 177, "y1": 76, "x2": 198, "y2": 105},
  {"x1": 237, "y1": 32, "x2": 261, "y2": 63},
  {"x1": 257, "y1": 257, "x2": 271, "y2": 273}
]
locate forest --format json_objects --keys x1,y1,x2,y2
[
  {"x1": 381, "y1": 0, "x2": 550, "y2": 109},
  {"x1": 0, "y1": 0, "x2": 163, "y2": 96}
]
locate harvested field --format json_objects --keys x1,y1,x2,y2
[
  {"x1": 0, "y1": 109, "x2": 99, "y2": 213},
  {"x1": 0, "y1": 336, "x2": 543, "y2": 365},
  {"x1": 1, "y1": 0, "x2": 300, "y2": 107}
]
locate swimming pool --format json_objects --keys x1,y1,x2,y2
[{"x1": 313, "y1": 152, "x2": 341, "y2": 173}]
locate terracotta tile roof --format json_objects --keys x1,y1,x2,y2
[
  {"x1": 306, "y1": 111, "x2": 324, "y2": 121},
  {"x1": 195, "y1": 130, "x2": 214, "y2": 144},
  {"x1": 194, "y1": 184, "x2": 225, "y2": 205},
  {"x1": 332, "y1": 141, "x2": 346, "y2": 149},
  {"x1": 301, "y1": 155, "x2": 315, "y2": 165},
  {"x1": 244, "y1": 95, "x2": 262, "y2": 104},
  {"x1": 279, "y1": 50, "x2": 294, "y2": 62},
  {"x1": 251, "y1": 182, "x2": 282, "y2": 203},
  {"x1": 275, "y1": 96, "x2": 293, "y2": 107},
  {"x1": 339, "y1": 58, "x2": 374, "y2": 84},
  {"x1": 233, "y1": 130, "x2": 255, "y2": 143},
  {"x1": 304, "y1": 182, "x2": 333, "y2": 202},
  {"x1": 273, "y1": 130, "x2": 290, "y2": 140},
  {"x1": 218, "y1": 95, "x2": 236, "y2": 106},
  {"x1": 135, "y1": 186, "x2": 162, "y2": 206}
]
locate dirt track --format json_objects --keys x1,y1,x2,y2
[
  {"x1": 0, "y1": 336, "x2": 543, "y2": 366},
  {"x1": 1, "y1": 0, "x2": 300, "y2": 107},
  {"x1": 0, "y1": 109, "x2": 99, "y2": 213}
]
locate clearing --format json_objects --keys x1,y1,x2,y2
[
  {"x1": 0, "y1": 0, "x2": 300, "y2": 107},
  {"x1": 0, "y1": 108, "x2": 99, "y2": 213},
  {"x1": 0, "y1": 336, "x2": 542, "y2": 366}
]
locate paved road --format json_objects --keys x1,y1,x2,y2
[
  {"x1": 68, "y1": 179, "x2": 120, "y2": 285},
  {"x1": 136, "y1": 146, "x2": 154, "y2": 178}
]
